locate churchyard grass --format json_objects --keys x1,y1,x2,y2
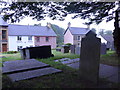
[
  {"x1": 100, "y1": 50, "x2": 119, "y2": 66},
  {"x1": 1, "y1": 53, "x2": 21, "y2": 62},
  {"x1": 2, "y1": 50, "x2": 119, "y2": 88}
]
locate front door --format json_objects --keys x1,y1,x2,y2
[{"x1": 2, "y1": 44, "x2": 7, "y2": 52}]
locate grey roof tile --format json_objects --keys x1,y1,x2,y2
[
  {"x1": 8, "y1": 24, "x2": 57, "y2": 36},
  {"x1": 69, "y1": 27, "x2": 90, "y2": 35},
  {"x1": 101, "y1": 34, "x2": 114, "y2": 43},
  {"x1": 64, "y1": 27, "x2": 90, "y2": 35}
]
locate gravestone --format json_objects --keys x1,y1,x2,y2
[
  {"x1": 75, "y1": 47, "x2": 81, "y2": 55},
  {"x1": 61, "y1": 45, "x2": 70, "y2": 53},
  {"x1": 111, "y1": 42, "x2": 115, "y2": 51},
  {"x1": 7, "y1": 67, "x2": 62, "y2": 82},
  {"x1": 20, "y1": 48, "x2": 26, "y2": 59},
  {"x1": 20, "y1": 45, "x2": 54, "y2": 59},
  {"x1": 56, "y1": 48, "x2": 61, "y2": 52},
  {"x1": 2, "y1": 59, "x2": 50, "y2": 74},
  {"x1": 70, "y1": 45, "x2": 75, "y2": 54},
  {"x1": 79, "y1": 31, "x2": 101, "y2": 84},
  {"x1": 100, "y1": 43, "x2": 107, "y2": 55}
]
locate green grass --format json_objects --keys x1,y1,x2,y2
[
  {"x1": 100, "y1": 50, "x2": 120, "y2": 66},
  {"x1": 1, "y1": 50, "x2": 119, "y2": 88},
  {"x1": 1, "y1": 53, "x2": 21, "y2": 62}
]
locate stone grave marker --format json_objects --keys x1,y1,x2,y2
[
  {"x1": 7, "y1": 67, "x2": 62, "y2": 82},
  {"x1": 61, "y1": 45, "x2": 70, "y2": 53},
  {"x1": 70, "y1": 45, "x2": 75, "y2": 54},
  {"x1": 100, "y1": 43, "x2": 107, "y2": 55},
  {"x1": 20, "y1": 48, "x2": 26, "y2": 59},
  {"x1": 2, "y1": 59, "x2": 50, "y2": 74},
  {"x1": 75, "y1": 47, "x2": 81, "y2": 55},
  {"x1": 79, "y1": 31, "x2": 101, "y2": 84},
  {"x1": 21, "y1": 45, "x2": 54, "y2": 59}
]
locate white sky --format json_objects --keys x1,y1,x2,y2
[
  {"x1": 1, "y1": 1, "x2": 115, "y2": 34},
  {"x1": 13, "y1": 14, "x2": 115, "y2": 34}
]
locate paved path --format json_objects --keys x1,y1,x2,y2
[{"x1": 55, "y1": 58, "x2": 119, "y2": 83}]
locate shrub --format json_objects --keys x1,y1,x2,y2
[
  {"x1": 65, "y1": 43, "x2": 72, "y2": 46},
  {"x1": 3, "y1": 51, "x2": 18, "y2": 54}
]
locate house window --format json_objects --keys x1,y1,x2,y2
[
  {"x1": 74, "y1": 36, "x2": 77, "y2": 40},
  {"x1": 36, "y1": 37, "x2": 40, "y2": 42},
  {"x1": 28, "y1": 36, "x2": 32, "y2": 41},
  {"x1": 17, "y1": 46, "x2": 22, "y2": 51},
  {"x1": 78, "y1": 36, "x2": 81, "y2": 41},
  {"x1": 2, "y1": 30, "x2": 7, "y2": 39},
  {"x1": 17, "y1": 36, "x2": 22, "y2": 41},
  {"x1": 78, "y1": 43, "x2": 81, "y2": 47},
  {"x1": 46, "y1": 37, "x2": 49, "y2": 42}
]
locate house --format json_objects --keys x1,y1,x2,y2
[
  {"x1": 64, "y1": 23, "x2": 90, "y2": 47},
  {"x1": 0, "y1": 15, "x2": 57, "y2": 52},
  {"x1": 8, "y1": 24, "x2": 57, "y2": 51},
  {"x1": 0, "y1": 15, "x2": 9, "y2": 52},
  {"x1": 99, "y1": 34, "x2": 114, "y2": 50}
]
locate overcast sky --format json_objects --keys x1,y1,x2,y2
[
  {"x1": 1, "y1": 1, "x2": 115, "y2": 33},
  {"x1": 13, "y1": 14, "x2": 115, "y2": 34}
]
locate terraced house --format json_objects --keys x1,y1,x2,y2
[
  {"x1": 8, "y1": 24, "x2": 57, "y2": 51},
  {"x1": 0, "y1": 16, "x2": 57, "y2": 52},
  {"x1": 64, "y1": 23, "x2": 90, "y2": 47},
  {"x1": 0, "y1": 15, "x2": 9, "y2": 52}
]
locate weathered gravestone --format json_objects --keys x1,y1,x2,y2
[
  {"x1": 20, "y1": 45, "x2": 54, "y2": 59},
  {"x1": 70, "y1": 45, "x2": 75, "y2": 54},
  {"x1": 20, "y1": 48, "x2": 26, "y2": 59},
  {"x1": 56, "y1": 48, "x2": 61, "y2": 52},
  {"x1": 61, "y1": 45, "x2": 70, "y2": 53},
  {"x1": 75, "y1": 47, "x2": 81, "y2": 55},
  {"x1": 79, "y1": 31, "x2": 101, "y2": 84},
  {"x1": 100, "y1": 43, "x2": 107, "y2": 55}
]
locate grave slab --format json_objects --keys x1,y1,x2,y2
[
  {"x1": 55, "y1": 58, "x2": 79, "y2": 64},
  {"x1": 2, "y1": 59, "x2": 50, "y2": 74},
  {"x1": 7, "y1": 67, "x2": 62, "y2": 82},
  {"x1": 67, "y1": 62, "x2": 79, "y2": 69}
]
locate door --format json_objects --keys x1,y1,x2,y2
[{"x1": 2, "y1": 44, "x2": 7, "y2": 52}]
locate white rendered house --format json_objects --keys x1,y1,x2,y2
[{"x1": 8, "y1": 24, "x2": 57, "y2": 51}]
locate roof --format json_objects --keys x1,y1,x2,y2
[
  {"x1": 100, "y1": 34, "x2": 114, "y2": 43},
  {"x1": 64, "y1": 27, "x2": 90, "y2": 35},
  {"x1": 0, "y1": 15, "x2": 8, "y2": 26},
  {"x1": 8, "y1": 24, "x2": 57, "y2": 36}
]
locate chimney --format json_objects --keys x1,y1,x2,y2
[
  {"x1": 47, "y1": 22, "x2": 51, "y2": 28},
  {"x1": 87, "y1": 25, "x2": 90, "y2": 30},
  {"x1": 68, "y1": 22, "x2": 71, "y2": 28}
]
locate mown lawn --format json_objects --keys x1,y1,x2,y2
[
  {"x1": 1, "y1": 50, "x2": 119, "y2": 88},
  {"x1": 100, "y1": 50, "x2": 120, "y2": 66}
]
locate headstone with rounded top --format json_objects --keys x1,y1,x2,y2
[{"x1": 79, "y1": 31, "x2": 101, "y2": 84}]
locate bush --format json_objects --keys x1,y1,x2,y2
[
  {"x1": 3, "y1": 51, "x2": 18, "y2": 54},
  {"x1": 65, "y1": 43, "x2": 72, "y2": 46}
]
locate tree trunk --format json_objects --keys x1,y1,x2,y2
[{"x1": 113, "y1": 9, "x2": 120, "y2": 57}]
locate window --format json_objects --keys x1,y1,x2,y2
[
  {"x1": 17, "y1": 36, "x2": 22, "y2": 41},
  {"x1": 2, "y1": 30, "x2": 6, "y2": 39},
  {"x1": 74, "y1": 36, "x2": 77, "y2": 40},
  {"x1": 78, "y1": 36, "x2": 81, "y2": 41},
  {"x1": 36, "y1": 37, "x2": 40, "y2": 42},
  {"x1": 28, "y1": 36, "x2": 32, "y2": 41},
  {"x1": 46, "y1": 37, "x2": 49, "y2": 42},
  {"x1": 17, "y1": 46, "x2": 22, "y2": 51},
  {"x1": 78, "y1": 43, "x2": 81, "y2": 47}
]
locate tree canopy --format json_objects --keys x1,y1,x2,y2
[
  {"x1": 0, "y1": 2, "x2": 117, "y2": 25},
  {"x1": 1, "y1": 1, "x2": 120, "y2": 56}
]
